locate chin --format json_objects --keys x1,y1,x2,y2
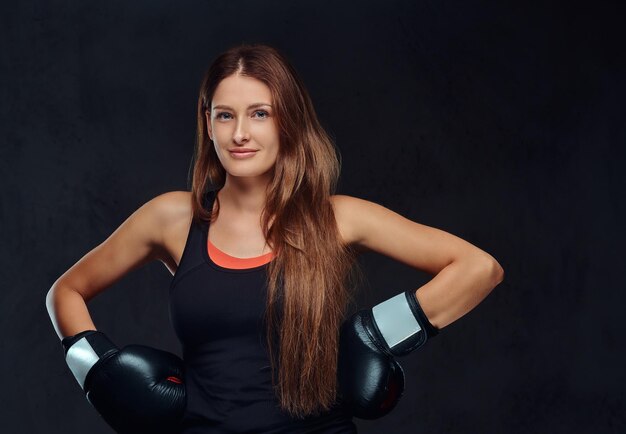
[{"x1": 224, "y1": 167, "x2": 273, "y2": 178}]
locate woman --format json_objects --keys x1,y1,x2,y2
[{"x1": 46, "y1": 43, "x2": 504, "y2": 433}]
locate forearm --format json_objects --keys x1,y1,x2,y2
[
  {"x1": 46, "y1": 284, "x2": 97, "y2": 339},
  {"x1": 414, "y1": 257, "x2": 503, "y2": 330}
]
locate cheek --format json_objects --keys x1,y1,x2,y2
[
  {"x1": 211, "y1": 140, "x2": 227, "y2": 162},
  {"x1": 262, "y1": 124, "x2": 280, "y2": 147},
  {"x1": 211, "y1": 124, "x2": 223, "y2": 141},
  {"x1": 211, "y1": 127, "x2": 233, "y2": 149}
]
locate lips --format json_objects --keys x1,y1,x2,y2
[
  {"x1": 228, "y1": 149, "x2": 258, "y2": 159},
  {"x1": 229, "y1": 149, "x2": 258, "y2": 153}
]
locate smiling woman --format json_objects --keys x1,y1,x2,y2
[{"x1": 46, "y1": 42, "x2": 503, "y2": 434}]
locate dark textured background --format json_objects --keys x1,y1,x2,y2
[{"x1": 1, "y1": 0, "x2": 624, "y2": 433}]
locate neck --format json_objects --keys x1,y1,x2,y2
[{"x1": 219, "y1": 175, "x2": 270, "y2": 216}]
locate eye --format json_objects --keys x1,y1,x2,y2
[
  {"x1": 215, "y1": 112, "x2": 232, "y2": 120},
  {"x1": 253, "y1": 110, "x2": 269, "y2": 119}
]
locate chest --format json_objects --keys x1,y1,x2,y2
[
  {"x1": 162, "y1": 200, "x2": 352, "y2": 276},
  {"x1": 208, "y1": 216, "x2": 272, "y2": 258},
  {"x1": 161, "y1": 212, "x2": 275, "y2": 276}
]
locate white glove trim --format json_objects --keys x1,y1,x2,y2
[
  {"x1": 65, "y1": 337, "x2": 99, "y2": 389},
  {"x1": 372, "y1": 292, "x2": 422, "y2": 351}
]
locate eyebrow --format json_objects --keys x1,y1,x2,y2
[{"x1": 212, "y1": 103, "x2": 272, "y2": 110}]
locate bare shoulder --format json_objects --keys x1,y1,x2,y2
[
  {"x1": 329, "y1": 194, "x2": 371, "y2": 246},
  {"x1": 330, "y1": 194, "x2": 399, "y2": 246},
  {"x1": 118, "y1": 190, "x2": 193, "y2": 270},
  {"x1": 149, "y1": 190, "x2": 193, "y2": 227}
]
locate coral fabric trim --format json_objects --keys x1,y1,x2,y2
[{"x1": 208, "y1": 237, "x2": 274, "y2": 269}]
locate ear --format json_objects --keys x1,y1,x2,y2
[{"x1": 204, "y1": 110, "x2": 213, "y2": 141}]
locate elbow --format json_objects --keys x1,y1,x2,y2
[
  {"x1": 470, "y1": 255, "x2": 504, "y2": 288},
  {"x1": 45, "y1": 285, "x2": 55, "y2": 311},
  {"x1": 45, "y1": 285, "x2": 59, "y2": 334},
  {"x1": 486, "y1": 258, "x2": 504, "y2": 287},
  {"x1": 45, "y1": 280, "x2": 74, "y2": 315},
  {"x1": 45, "y1": 284, "x2": 61, "y2": 318}
]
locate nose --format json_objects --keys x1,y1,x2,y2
[{"x1": 233, "y1": 117, "x2": 250, "y2": 144}]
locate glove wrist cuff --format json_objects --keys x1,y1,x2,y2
[
  {"x1": 63, "y1": 330, "x2": 118, "y2": 390},
  {"x1": 371, "y1": 290, "x2": 439, "y2": 357},
  {"x1": 405, "y1": 289, "x2": 439, "y2": 339}
]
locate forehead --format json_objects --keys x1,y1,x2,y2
[{"x1": 212, "y1": 74, "x2": 272, "y2": 109}]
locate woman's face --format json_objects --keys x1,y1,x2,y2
[{"x1": 206, "y1": 74, "x2": 279, "y2": 181}]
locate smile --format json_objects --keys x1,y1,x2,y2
[{"x1": 229, "y1": 150, "x2": 258, "y2": 159}]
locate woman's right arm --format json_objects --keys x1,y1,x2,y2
[{"x1": 45, "y1": 191, "x2": 183, "y2": 339}]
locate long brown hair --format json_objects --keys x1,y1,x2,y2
[{"x1": 188, "y1": 43, "x2": 363, "y2": 418}]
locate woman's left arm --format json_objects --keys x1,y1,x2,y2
[{"x1": 332, "y1": 194, "x2": 505, "y2": 330}]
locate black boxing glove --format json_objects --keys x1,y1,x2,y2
[
  {"x1": 337, "y1": 290, "x2": 439, "y2": 419},
  {"x1": 62, "y1": 330, "x2": 186, "y2": 434}
]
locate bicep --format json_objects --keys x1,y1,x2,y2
[
  {"x1": 335, "y1": 195, "x2": 494, "y2": 275},
  {"x1": 54, "y1": 195, "x2": 169, "y2": 302}
]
